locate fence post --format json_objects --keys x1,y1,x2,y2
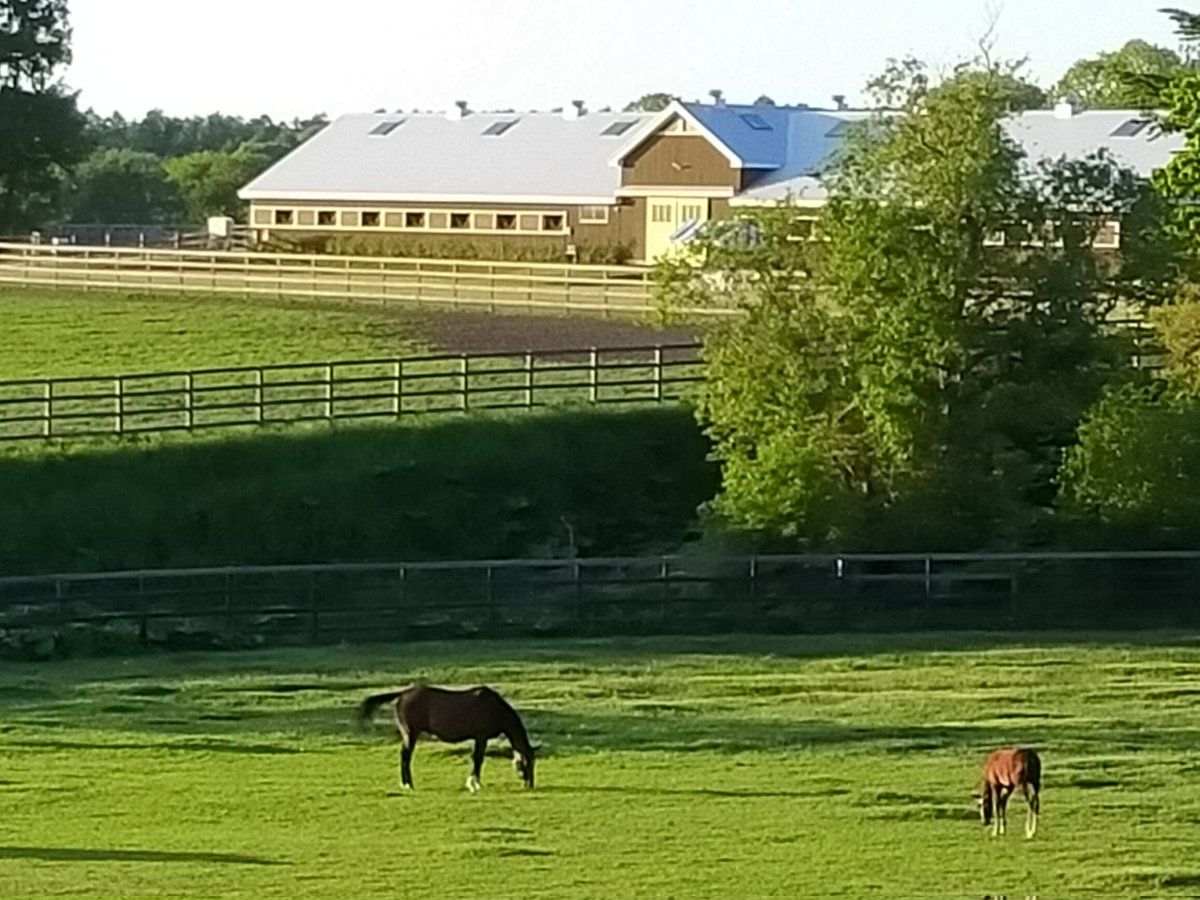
[
  {"x1": 524, "y1": 352, "x2": 534, "y2": 408},
  {"x1": 459, "y1": 355, "x2": 469, "y2": 411},
  {"x1": 323, "y1": 364, "x2": 333, "y2": 421},
  {"x1": 659, "y1": 556, "x2": 671, "y2": 624},
  {"x1": 653, "y1": 347, "x2": 664, "y2": 402},
  {"x1": 113, "y1": 377, "x2": 124, "y2": 436},
  {"x1": 184, "y1": 373, "x2": 194, "y2": 430},
  {"x1": 308, "y1": 570, "x2": 319, "y2": 643},
  {"x1": 391, "y1": 361, "x2": 402, "y2": 417},
  {"x1": 40, "y1": 381, "x2": 51, "y2": 438},
  {"x1": 254, "y1": 368, "x2": 264, "y2": 424},
  {"x1": 138, "y1": 575, "x2": 149, "y2": 646},
  {"x1": 224, "y1": 572, "x2": 233, "y2": 629},
  {"x1": 486, "y1": 565, "x2": 496, "y2": 628},
  {"x1": 748, "y1": 555, "x2": 758, "y2": 602},
  {"x1": 588, "y1": 347, "x2": 599, "y2": 403}
]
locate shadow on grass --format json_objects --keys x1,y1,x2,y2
[
  {"x1": 0, "y1": 846, "x2": 284, "y2": 865},
  {"x1": 5, "y1": 738, "x2": 299, "y2": 755},
  {"x1": 539, "y1": 785, "x2": 848, "y2": 799}
]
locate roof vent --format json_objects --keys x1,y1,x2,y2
[
  {"x1": 832, "y1": 94, "x2": 848, "y2": 111},
  {"x1": 1053, "y1": 98, "x2": 1079, "y2": 120},
  {"x1": 709, "y1": 88, "x2": 725, "y2": 107},
  {"x1": 563, "y1": 100, "x2": 586, "y2": 121},
  {"x1": 447, "y1": 100, "x2": 469, "y2": 121}
]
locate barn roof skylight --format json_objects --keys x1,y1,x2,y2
[
  {"x1": 369, "y1": 120, "x2": 405, "y2": 136},
  {"x1": 482, "y1": 120, "x2": 519, "y2": 136}
]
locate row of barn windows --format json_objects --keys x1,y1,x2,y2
[{"x1": 260, "y1": 207, "x2": 613, "y2": 232}]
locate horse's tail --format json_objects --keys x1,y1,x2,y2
[{"x1": 355, "y1": 689, "x2": 407, "y2": 731}]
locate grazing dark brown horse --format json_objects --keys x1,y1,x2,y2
[
  {"x1": 977, "y1": 747, "x2": 1041, "y2": 838},
  {"x1": 357, "y1": 684, "x2": 536, "y2": 792}
]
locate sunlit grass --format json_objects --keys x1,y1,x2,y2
[{"x1": 2, "y1": 632, "x2": 1199, "y2": 898}]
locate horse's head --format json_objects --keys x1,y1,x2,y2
[{"x1": 513, "y1": 746, "x2": 537, "y2": 789}]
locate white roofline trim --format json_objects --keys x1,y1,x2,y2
[
  {"x1": 608, "y1": 100, "x2": 746, "y2": 169},
  {"x1": 239, "y1": 190, "x2": 618, "y2": 205},
  {"x1": 615, "y1": 186, "x2": 735, "y2": 199}
]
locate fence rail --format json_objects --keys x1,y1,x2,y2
[
  {"x1": 0, "y1": 343, "x2": 703, "y2": 442},
  {"x1": 2, "y1": 551, "x2": 1199, "y2": 650},
  {"x1": 0, "y1": 242, "x2": 706, "y2": 318}
]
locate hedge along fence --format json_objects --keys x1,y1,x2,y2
[
  {"x1": 0, "y1": 343, "x2": 704, "y2": 442},
  {"x1": 0, "y1": 242, "x2": 731, "y2": 319},
  {"x1": 3, "y1": 551, "x2": 1200, "y2": 658}
]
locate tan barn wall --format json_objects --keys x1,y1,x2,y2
[{"x1": 621, "y1": 135, "x2": 739, "y2": 189}]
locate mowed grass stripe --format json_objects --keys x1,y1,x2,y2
[{"x1": 2, "y1": 633, "x2": 1200, "y2": 898}]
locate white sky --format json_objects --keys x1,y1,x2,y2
[{"x1": 65, "y1": 0, "x2": 1181, "y2": 121}]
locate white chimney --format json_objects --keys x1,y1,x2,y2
[
  {"x1": 563, "y1": 99, "x2": 586, "y2": 121},
  {"x1": 447, "y1": 100, "x2": 469, "y2": 121},
  {"x1": 1053, "y1": 97, "x2": 1078, "y2": 120}
]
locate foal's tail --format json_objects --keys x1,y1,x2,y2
[{"x1": 355, "y1": 689, "x2": 407, "y2": 731}]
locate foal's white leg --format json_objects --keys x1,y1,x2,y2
[
  {"x1": 466, "y1": 774, "x2": 481, "y2": 793},
  {"x1": 1026, "y1": 806, "x2": 1037, "y2": 838}
]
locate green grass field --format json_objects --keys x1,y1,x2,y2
[
  {"x1": 3, "y1": 632, "x2": 1200, "y2": 898},
  {"x1": 0, "y1": 289, "x2": 428, "y2": 379}
]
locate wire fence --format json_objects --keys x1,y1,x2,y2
[
  {"x1": 0, "y1": 343, "x2": 703, "y2": 442},
  {"x1": 2, "y1": 551, "x2": 1198, "y2": 653}
]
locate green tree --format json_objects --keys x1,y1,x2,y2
[
  {"x1": 1135, "y1": 10, "x2": 1200, "y2": 253},
  {"x1": 660, "y1": 60, "x2": 1162, "y2": 549},
  {"x1": 69, "y1": 147, "x2": 181, "y2": 223},
  {"x1": 1052, "y1": 39, "x2": 1184, "y2": 108},
  {"x1": 0, "y1": 0, "x2": 87, "y2": 230},
  {"x1": 163, "y1": 144, "x2": 270, "y2": 221},
  {"x1": 1060, "y1": 286, "x2": 1200, "y2": 544},
  {"x1": 623, "y1": 92, "x2": 675, "y2": 112}
]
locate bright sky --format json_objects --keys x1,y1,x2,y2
[{"x1": 65, "y1": 0, "x2": 1181, "y2": 121}]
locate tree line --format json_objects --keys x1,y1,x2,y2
[
  {"x1": 0, "y1": 0, "x2": 324, "y2": 232},
  {"x1": 656, "y1": 8, "x2": 1200, "y2": 553}
]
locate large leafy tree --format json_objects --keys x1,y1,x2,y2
[
  {"x1": 660, "y1": 60, "x2": 1168, "y2": 549},
  {"x1": 0, "y1": 0, "x2": 87, "y2": 230},
  {"x1": 1052, "y1": 39, "x2": 1185, "y2": 108},
  {"x1": 69, "y1": 148, "x2": 182, "y2": 223},
  {"x1": 163, "y1": 144, "x2": 270, "y2": 221}
]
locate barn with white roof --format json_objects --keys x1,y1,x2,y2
[{"x1": 239, "y1": 98, "x2": 1182, "y2": 263}]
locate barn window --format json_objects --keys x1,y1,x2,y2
[
  {"x1": 361, "y1": 211, "x2": 381, "y2": 227},
  {"x1": 405, "y1": 211, "x2": 426, "y2": 228},
  {"x1": 579, "y1": 205, "x2": 609, "y2": 224},
  {"x1": 541, "y1": 214, "x2": 565, "y2": 232},
  {"x1": 273, "y1": 209, "x2": 294, "y2": 225},
  {"x1": 651, "y1": 204, "x2": 673, "y2": 223},
  {"x1": 450, "y1": 213, "x2": 471, "y2": 229},
  {"x1": 496, "y1": 213, "x2": 517, "y2": 230},
  {"x1": 317, "y1": 210, "x2": 337, "y2": 226}
]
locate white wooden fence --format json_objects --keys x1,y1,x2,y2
[
  {"x1": 0, "y1": 343, "x2": 703, "y2": 441},
  {"x1": 0, "y1": 242, "x2": 711, "y2": 318}
]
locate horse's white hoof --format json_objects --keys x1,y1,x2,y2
[{"x1": 466, "y1": 776, "x2": 481, "y2": 793}]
